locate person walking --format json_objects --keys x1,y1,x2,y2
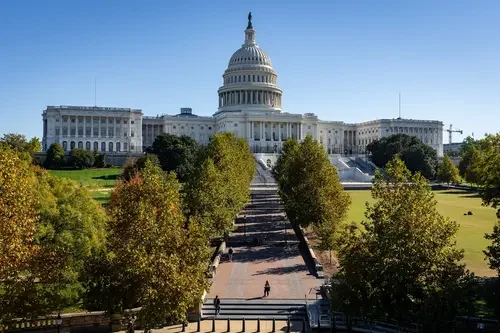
[
  {"x1": 214, "y1": 295, "x2": 221, "y2": 316},
  {"x1": 228, "y1": 247, "x2": 234, "y2": 261},
  {"x1": 264, "y1": 281, "x2": 271, "y2": 297}
]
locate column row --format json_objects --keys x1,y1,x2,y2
[
  {"x1": 247, "y1": 121, "x2": 304, "y2": 141},
  {"x1": 219, "y1": 90, "x2": 281, "y2": 107},
  {"x1": 60, "y1": 116, "x2": 133, "y2": 139}
]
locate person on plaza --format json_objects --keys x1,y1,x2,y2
[
  {"x1": 264, "y1": 281, "x2": 271, "y2": 297},
  {"x1": 228, "y1": 247, "x2": 234, "y2": 261},
  {"x1": 214, "y1": 295, "x2": 221, "y2": 316}
]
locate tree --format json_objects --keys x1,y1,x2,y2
[
  {"x1": 437, "y1": 155, "x2": 460, "y2": 185},
  {"x1": 151, "y1": 133, "x2": 199, "y2": 180},
  {"x1": 367, "y1": 134, "x2": 438, "y2": 179},
  {"x1": 276, "y1": 136, "x2": 350, "y2": 230},
  {"x1": 184, "y1": 132, "x2": 255, "y2": 239},
  {"x1": 69, "y1": 148, "x2": 94, "y2": 169},
  {"x1": 121, "y1": 154, "x2": 161, "y2": 181},
  {"x1": 331, "y1": 157, "x2": 476, "y2": 330},
  {"x1": 0, "y1": 133, "x2": 41, "y2": 164},
  {"x1": 107, "y1": 161, "x2": 210, "y2": 328},
  {"x1": 0, "y1": 146, "x2": 40, "y2": 322},
  {"x1": 32, "y1": 166, "x2": 108, "y2": 308},
  {"x1": 470, "y1": 133, "x2": 500, "y2": 276},
  {"x1": 44, "y1": 142, "x2": 65, "y2": 169},
  {"x1": 93, "y1": 150, "x2": 106, "y2": 168},
  {"x1": 458, "y1": 136, "x2": 480, "y2": 184}
]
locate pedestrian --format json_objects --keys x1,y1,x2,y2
[
  {"x1": 228, "y1": 247, "x2": 234, "y2": 261},
  {"x1": 264, "y1": 281, "x2": 271, "y2": 297},
  {"x1": 214, "y1": 295, "x2": 221, "y2": 316}
]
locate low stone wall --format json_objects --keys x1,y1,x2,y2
[
  {"x1": 208, "y1": 240, "x2": 226, "y2": 279},
  {"x1": 292, "y1": 224, "x2": 324, "y2": 279}
]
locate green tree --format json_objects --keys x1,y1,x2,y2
[
  {"x1": 0, "y1": 133, "x2": 41, "y2": 164},
  {"x1": 184, "y1": 132, "x2": 255, "y2": 239},
  {"x1": 151, "y1": 133, "x2": 199, "y2": 180},
  {"x1": 93, "y1": 150, "x2": 106, "y2": 168},
  {"x1": 121, "y1": 154, "x2": 161, "y2": 181},
  {"x1": 367, "y1": 134, "x2": 438, "y2": 179},
  {"x1": 332, "y1": 157, "x2": 476, "y2": 330},
  {"x1": 32, "y1": 166, "x2": 108, "y2": 308},
  {"x1": 437, "y1": 155, "x2": 461, "y2": 186},
  {"x1": 69, "y1": 148, "x2": 94, "y2": 169},
  {"x1": 107, "y1": 162, "x2": 210, "y2": 328},
  {"x1": 44, "y1": 142, "x2": 65, "y2": 169},
  {"x1": 276, "y1": 136, "x2": 350, "y2": 230},
  {"x1": 469, "y1": 133, "x2": 500, "y2": 277}
]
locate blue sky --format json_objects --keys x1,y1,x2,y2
[{"x1": 1, "y1": 0, "x2": 499, "y2": 142}]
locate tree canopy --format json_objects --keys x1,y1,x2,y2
[
  {"x1": 150, "y1": 133, "x2": 199, "y2": 180},
  {"x1": 106, "y1": 161, "x2": 210, "y2": 328},
  {"x1": 184, "y1": 132, "x2": 255, "y2": 238},
  {"x1": 0, "y1": 133, "x2": 41, "y2": 164},
  {"x1": 437, "y1": 154, "x2": 460, "y2": 185},
  {"x1": 331, "y1": 157, "x2": 476, "y2": 330},
  {"x1": 44, "y1": 142, "x2": 65, "y2": 169},
  {"x1": 367, "y1": 134, "x2": 438, "y2": 179}
]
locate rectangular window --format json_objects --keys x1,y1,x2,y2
[
  {"x1": 93, "y1": 128, "x2": 99, "y2": 136},
  {"x1": 131, "y1": 131, "x2": 135, "y2": 137},
  {"x1": 108, "y1": 128, "x2": 114, "y2": 137},
  {"x1": 101, "y1": 128, "x2": 106, "y2": 137},
  {"x1": 63, "y1": 128, "x2": 68, "y2": 136},
  {"x1": 124, "y1": 132, "x2": 127, "y2": 137},
  {"x1": 86, "y1": 127, "x2": 91, "y2": 136},
  {"x1": 131, "y1": 120, "x2": 135, "y2": 124},
  {"x1": 55, "y1": 128, "x2": 60, "y2": 135}
]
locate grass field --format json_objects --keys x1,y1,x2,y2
[
  {"x1": 48, "y1": 168, "x2": 122, "y2": 188},
  {"x1": 346, "y1": 189, "x2": 498, "y2": 277}
]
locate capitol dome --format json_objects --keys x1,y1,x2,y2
[{"x1": 217, "y1": 13, "x2": 283, "y2": 114}]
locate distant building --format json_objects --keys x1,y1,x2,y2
[
  {"x1": 443, "y1": 142, "x2": 463, "y2": 154},
  {"x1": 42, "y1": 14, "x2": 444, "y2": 157}
]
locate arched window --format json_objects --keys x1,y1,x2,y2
[
  {"x1": 124, "y1": 142, "x2": 128, "y2": 151},
  {"x1": 109, "y1": 142, "x2": 113, "y2": 152},
  {"x1": 62, "y1": 141, "x2": 68, "y2": 151},
  {"x1": 93, "y1": 142, "x2": 98, "y2": 151},
  {"x1": 78, "y1": 141, "x2": 83, "y2": 149},
  {"x1": 70, "y1": 141, "x2": 75, "y2": 149},
  {"x1": 116, "y1": 142, "x2": 121, "y2": 152},
  {"x1": 86, "y1": 141, "x2": 91, "y2": 150},
  {"x1": 101, "y1": 142, "x2": 106, "y2": 152}
]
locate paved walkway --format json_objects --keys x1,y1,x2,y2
[
  {"x1": 122, "y1": 319, "x2": 306, "y2": 333},
  {"x1": 207, "y1": 189, "x2": 323, "y2": 300}
]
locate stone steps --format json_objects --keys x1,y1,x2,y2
[{"x1": 202, "y1": 299, "x2": 308, "y2": 320}]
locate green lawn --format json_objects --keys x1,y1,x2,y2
[
  {"x1": 91, "y1": 189, "x2": 113, "y2": 205},
  {"x1": 346, "y1": 189, "x2": 498, "y2": 277},
  {"x1": 48, "y1": 168, "x2": 122, "y2": 188}
]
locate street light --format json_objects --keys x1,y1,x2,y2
[
  {"x1": 244, "y1": 214, "x2": 247, "y2": 243},
  {"x1": 56, "y1": 313, "x2": 62, "y2": 333}
]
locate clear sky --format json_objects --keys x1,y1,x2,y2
[{"x1": 1, "y1": 0, "x2": 499, "y2": 142}]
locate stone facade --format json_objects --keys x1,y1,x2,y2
[
  {"x1": 42, "y1": 105, "x2": 143, "y2": 153},
  {"x1": 42, "y1": 15, "x2": 444, "y2": 157}
]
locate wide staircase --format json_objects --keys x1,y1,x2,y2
[{"x1": 202, "y1": 299, "x2": 307, "y2": 320}]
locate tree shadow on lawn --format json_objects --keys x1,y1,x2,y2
[
  {"x1": 92, "y1": 174, "x2": 120, "y2": 181},
  {"x1": 433, "y1": 188, "x2": 482, "y2": 199}
]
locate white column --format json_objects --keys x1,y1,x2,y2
[
  {"x1": 260, "y1": 121, "x2": 263, "y2": 139},
  {"x1": 300, "y1": 123, "x2": 304, "y2": 141},
  {"x1": 278, "y1": 122, "x2": 281, "y2": 141},
  {"x1": 83, "y1": 117, "x2": 86, "y2": 138},
  {"x1": 90, "y1": 117, "x2": 93, "y2": 138},
  {"x1": 75, "y1": 117, "x2": 79, "y2": 138},
  {"x1": 67, "y1": 116, "x2": 70, "y2": 138}
]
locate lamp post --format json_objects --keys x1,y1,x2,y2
[
  {"x1": 56, "y1": 313, "x2": 62, "y2": 333},
  {"x1": 244, "y1": 214, "x2": 247, "y2": 243}
]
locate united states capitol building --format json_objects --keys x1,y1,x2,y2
[{"x1": 42, "y1": 14, "x2": 443, "y2": 179}]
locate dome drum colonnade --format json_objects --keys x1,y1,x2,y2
[{"x1": 217, "y1": 13, "x2": 282, "y2": 112}]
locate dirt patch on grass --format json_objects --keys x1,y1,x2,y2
[{"x1": 303, "y1": 227, "x2": 339, "y2": 278}]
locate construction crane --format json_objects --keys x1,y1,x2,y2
[{"x1": 445, "y1": 124, "x2": 463, "y2": 144}]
